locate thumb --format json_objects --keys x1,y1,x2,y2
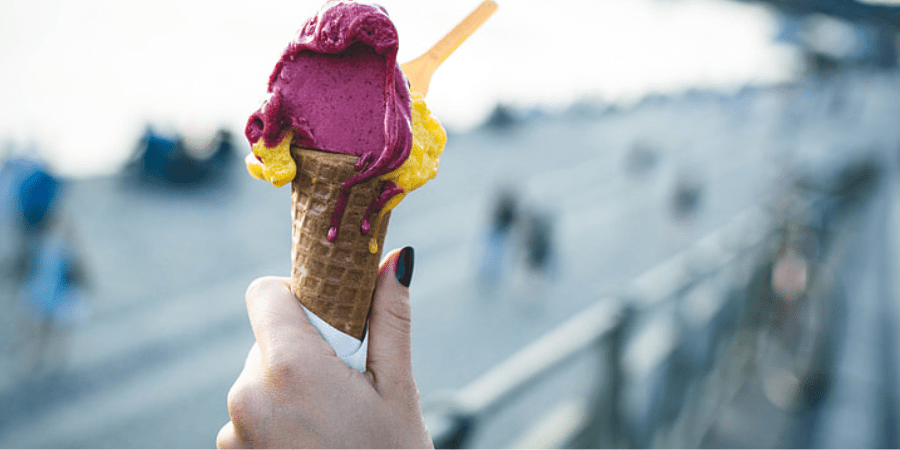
[{"x1": 366, "y1": 246, "x2": 416, "y2": 394}]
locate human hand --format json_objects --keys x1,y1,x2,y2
[{"x1": 217, "y1": 247, "x2": 432, "y2": 449}]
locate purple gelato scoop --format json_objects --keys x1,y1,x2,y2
[{"x1": 245, "y1": 0, "x2": 413, "y2": 241}]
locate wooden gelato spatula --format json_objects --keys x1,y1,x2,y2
[{"x1": 401, "y1": 0, "x2": 498, "y2": 97}]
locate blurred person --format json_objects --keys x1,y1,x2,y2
[
  {"x1": 186, "y1": 127, "x2": 239, "y2": 187},
  {"x1": 746, "y1": 158, "x2": 881, "y2": 418},
  {"x1": 206, "y1": 128, "x2": 237, "y2": 170},
  {"x1": 18, "y1": 213, "x2": 90, "y2": 372},
  {"x1": 510, "y1": 208, "x2": 557, "y2": 302},
  {"x1": 477, "y1": 186, "x2": 520, "y2": 289},
  {"x1": 128, "y1": 126, "x2": 237, "y2": 187},
  {"x1": 742, "y1": 215, "x2": 843, "y2": 422},
  {"x1": 670, "y1": 170, "x2": 703, "y2": 222},
  {"x1": 1, "y1": 159, "x2": 90, "y2": 373},
  {"x1": 128, "y1": 126, "x2": 181, "y2": 184},
  {"x1": 217, "y1": 248, "x2": 432, "y2": 449},
  {"x1": 0, "y1": 158, "x2": 64, "y2": 294},
  {"x1": 0, "y1": 158, "x2": 29, "y2": 373},
  {"x1": 482, "y1": 103, "x2": 519, "y2": 131},
  {"x1": 664, "y1": 168, "x2": 704, "y2": 252},
  {"x1": 522, "y1": 210, "x2": 554, "y2": 275}
]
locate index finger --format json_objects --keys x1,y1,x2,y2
[{"x1": 244, "y1": 276, "x2": 333, "y2": 362}]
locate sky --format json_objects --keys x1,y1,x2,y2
[{"x1": 0, "y1": 0, "x2": 801, "y2": 177}]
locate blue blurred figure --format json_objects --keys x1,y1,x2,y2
[
  {"x1": 16, "y1": 162, "x2": 60, "y2": 230},
  {"x1": 139, "y1": 129, "x2": 183, "y2": 183},
  {"x1": 512, "y1": 207, "x2": 557, "y2": 302},
  {"x1": 0, "y1": 159, "x2": 61, "y2": 275},
  {"x1": 521, "y1": 209, "x2": 555, "y2": 278},
  {"x1": 0, "y1": 158, "x2": 88, "y2": 373},
  {"x1": 478, "y1": 186, "x2": 519, "y2": 289},
  {"x1": 127, "y1": 126, "x2": 236, "y2": 188}
]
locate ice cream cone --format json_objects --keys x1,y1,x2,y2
[{"x1": 290, "y1": 146, "x2": 390, "y2": 340}]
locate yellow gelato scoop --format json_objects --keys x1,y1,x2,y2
[{"x1": 246, "y1": 130, "x2": 296, "y2": 188}]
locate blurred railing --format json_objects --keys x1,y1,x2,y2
[{"x1": 423, "y1": 206, "x2": 778, "y2": 448}]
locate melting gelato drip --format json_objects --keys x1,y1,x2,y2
[
  {"x1": 245, "y1": 0, "x2": 413, "y2": 241},
  {"x1": 247, "y1": 130, "x2": 295, "y2": 188},
  {"x1": 367, "y1": 92, "x2": 446, "y2": 252},
  {"x1": 247, "y1": 94, "x2": 448, "y2": 253}
]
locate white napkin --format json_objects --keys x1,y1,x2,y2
[{"x1": 298, "y1": 301, "x2": 368, "y2": 372}]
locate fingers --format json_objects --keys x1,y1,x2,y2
[
  {"x1": 366, "y1": 247, "x2": 416, "y2": 395},
  {"x1": 220, "y1": 343, "x2": 262, "y2": 449},
  {"x1": 244, "y1": 276, "x2": 331, "y2": 364},
  {"x1": 216, "y1": 421, "x2": 242, "y2": 449}
]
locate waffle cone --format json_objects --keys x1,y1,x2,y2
[{"x1": 290, "y1": 147, "x2": 390, "y2": 340}]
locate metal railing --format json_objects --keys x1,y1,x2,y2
[{"x1": 423, "y1": 206, "x2": 777, "y2": 448}]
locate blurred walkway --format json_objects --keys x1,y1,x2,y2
[{"x1": 1, "y1": 71, "x2": 900, "y2": 447}]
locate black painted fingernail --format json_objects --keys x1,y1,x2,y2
[{"x1": 396, "y1": 246, "x2": 414, "y2": 288}]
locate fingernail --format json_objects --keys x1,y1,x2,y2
[{"x1": 396, "y1": 246, "x2": 414, "y2": 288}]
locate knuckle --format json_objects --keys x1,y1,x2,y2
[
  {"x1": 225, "y1": 383, "x2": 269, "y2": 446},
  {"x1": 244, "y1": 277, "x2": 271, "y2": 304},
  {"x1": 216, "y1": 424, "x2": 239, "y2": 449},
  {"x1": 226, "y1": 383, "x2": 255, "y2": 425},
  {"x1": 385, "y1": 303, "x2": 412, "y2": 335},
  {"x1": 245, "y1": 276, "x2": 291, "y2": 309},
  {"x1": 265, "y1": 352, "x2": 304, "y2": 385}
]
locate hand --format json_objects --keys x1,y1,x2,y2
[{"x1": 217, "y1": 247, "x2": 432, "y2": 449}]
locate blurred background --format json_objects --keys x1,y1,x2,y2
[{"x1": 2, "y1": 0, "x2": 900, "y2": 447}]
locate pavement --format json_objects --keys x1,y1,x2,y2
[{"x1": 1, "y1": 70, "x2": 900, "y2": 448}]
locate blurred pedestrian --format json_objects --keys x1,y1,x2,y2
[
  {"x1": 670, "y1": 171, "x2": 703, "y2": 221},
  {"x1": 128, "y1": 126, "x2": 239, "y2": 188},
  {"x1": 742, "y1": 216, "x2": 842, "y2": 420},
  {"x1": 512, "y1": 208, "x2": 556, "y2": 302},
  {"x1": 1, "y1": 159, "x2": 89, "y2": 373},
  {"x1": 207, "y1": 128, "x2": 236, "y2": 167},
  {"x1": 477, "y1": 186, "x2": 519, "y2": 288},
  {"x1": 523, "y1": 211, "x2": 553, "y2": 273},
  {"x1": 0, "y1": 159, "x2": 63, "y2": 299}
]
